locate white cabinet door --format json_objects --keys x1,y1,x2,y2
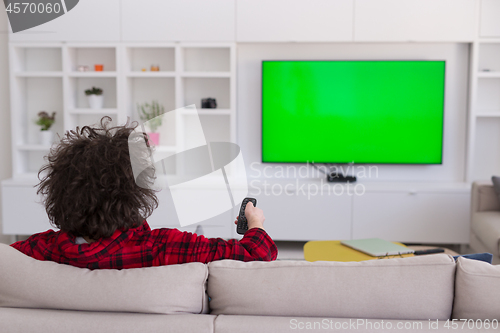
[
  {"x1": 1, "y1": 184, "x2": 52, "y2": 235},
  {"x1": 480, "y1": 0, "x2": 500, "y2": 37},
  {"x1": 249, "y1": 182, "x2": 352, "y2": 241},
  {"x1": 9, "y1": 0, "x2": 120, "y2": 42},
  {"x1": 353, "y1": 191, "x2": 470, "y2": 243},
  {"x1": 121, "y1": 0, "x2": 235, "y2": 42},
  {"x1": 236, "y1": 0, "x2": 354, "y2": 42},
  {"x1": 146, "y1": 189, "x2": 233, "y2": 239},
  {"x1": 354, "y1": 0, "x2": 476, "y2": 42}
]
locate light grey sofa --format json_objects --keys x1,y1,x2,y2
[
  {"x1": 471, "y1": 182, "x2": 500, "y2": 265},
  {"x1": 1, "y1": 243, "x2": 500, "y2": 333}
]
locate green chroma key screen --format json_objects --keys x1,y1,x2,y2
[{"x1": 262, "y1": 61, "x2": 445, "y2": 164}]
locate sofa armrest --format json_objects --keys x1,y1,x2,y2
[{"x1": 472, "y1": 181, "x2": 500, "y2": 213}]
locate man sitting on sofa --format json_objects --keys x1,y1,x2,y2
[{"x1": 11, "y1": 117, "x2": 277, "y2": 268}]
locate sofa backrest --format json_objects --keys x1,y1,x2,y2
[
  {"x1": 208, "y1": 254, "x2": 456, "y2": 320},
  {"x1": 452, "y1": 257, "x2": 500, "y2": 320},
  {"x1": 472, "y1": 182, "x2": 500, "y2": 213},
  {"x1": 0, "y1": 244, "x2": 209, "y2": 314}
]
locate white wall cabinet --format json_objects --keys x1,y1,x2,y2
[
  {"x1": 1, "y1": 181, "x2": 51, "y2": 235},
  {"x1": 354, "y1": 0, "x2": 477, "y2": 42},
  {"x1": 236, "y1": 0, "x2": 354, "y2": 42},
  {"x1": 1, "y1": 182, "x2": 235, "y2": 238},
  {"x1": 480, "y1": 0, "x2": 500, "y2": 37},
  {"x1": 353, "y1": 190, "x2": 470, "y2": 243},
  {"x1": 121, "y1": 0, "x2": 236, "y2": 42},
  {"x1": 2, "y1": 178, "x2": 470, "y2": 243},
  {"x1": 9, "y1": 0, "x2": 120, "y2": 42}
]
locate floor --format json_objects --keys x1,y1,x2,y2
[{"x1": 275, "y1": 241, "x2": 475, "y2": 261}]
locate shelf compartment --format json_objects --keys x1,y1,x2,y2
[
  {"x1": 479, "y1": 43, "x2": 500, "y2": 72},
  {"x1": 472, "y1": 117, "x2": 500, "y2": 180},
  {"x1": 128, "y1": 78, "x2": 176, "y2": 147},
  {"x1": 67, "y1": 47, "x2": 116, "y2": 72},
  {"x1": 125, "y1": 47, "x2": 175, "y2": 72},
  {"x1": 68, "y1": 77, "x2": 117, "y2": 109},
  {"x1": 183, "y1": 47, "x2": 230, "y2": 72},
  {"x1": 14, "y1": 77, "x2": 64, "y2": 146},
  {"x1": 11, "y1": 47, "x2": 62, "y2": 72},
  {"x1": 477, "y1": 78, "x2": 500, "y2": 112},
  {"x1": 183, "y1": 114, "x2": 231, "y2": 148},
  {"x1": 183, "y1": 78, "x2": 230, "y2": 109}
]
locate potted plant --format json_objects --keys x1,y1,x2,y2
[
  {"x1": 36, "y1": 111, "x2": 56, "y2": 146},
  {"x1": 137, "y1": 100, "x2": 165, "y2": 146},
  {"x1": 85, "y1": 86, "x2": 104, "y2": 109}
]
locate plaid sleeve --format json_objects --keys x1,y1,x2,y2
[
  {"x1": 10, "y1": 235, "x2": 38, "y2": 257},
  {"x1": 160, "y1": 228, "x2": 278, "y2": 264}
]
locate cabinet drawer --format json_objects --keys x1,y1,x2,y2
[
  {"x1": 236, "y1": 0, "x2": 353, "y2": 42},
  {"x1": 480, "y1": 0, "x2": 500, "y2": 37},
  {"x1": 353, "y1": 192, "x2": 470, "y2": 243},
  {"x1": 122, "y1": 0, "x2": 235, "y2": 42},
  {"x1": 354, "y1": 0, "x2": 476, "y2": 42},
  {"x1": 9, "y1": 0, "x2": 120, "y2": 42}
]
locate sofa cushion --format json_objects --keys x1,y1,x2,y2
[
  {"x1": 0, "y1": 308, "x2": 216, "y2": 333},
  {"x1": 208, "y1": 254, "x2": 456, "y2": 320},
  {"x1": 214, "y1": 315, "x2": 457, "y2": 333},
  {"x1": 0, "y1": 244, "x2": 208, "y2": 314},
  {"x1": 471, "y1": 211, "x2": 500, "y2": 256},
  {"x1": 491, "y1": 176, "x2": 500, "y2": 206},
  {"x1": 452, "y1": 257, "x2": 500, "y2": 320}
]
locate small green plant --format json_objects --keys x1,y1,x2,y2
[
  {"x1": 36, "y1": 111, "x2": 56, "y2": 131},
  {"x1": 137, "y1": 100, "x2": 165, "y2": 132},
  {"x1": 84, "y1": 86, "x2": 103, "y2": 95}
]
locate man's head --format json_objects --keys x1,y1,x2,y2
[{"x1": 37, "y1": 117, "x2": 158, "y2": 239}]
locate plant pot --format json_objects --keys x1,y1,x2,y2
[
  {"x1": 87, "y1": 95, "x2": 104, "y2": 109},
  {"x1": 147, "y1": 132, "x2": 160, "y2": 146},
  {"x1": 39, "y1": 130, "x2": 53, "y2": 146}
]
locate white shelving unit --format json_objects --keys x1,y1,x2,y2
[
  {"x1": 8, "y1": 42, "x2": 236, "y2": 180},
  {"x1": 467, "y1": 38, "x2": 500, "y2": 181}
]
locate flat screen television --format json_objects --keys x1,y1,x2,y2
[{"x1": 262, "y1": 60, "x2": 445, "y2": 164}]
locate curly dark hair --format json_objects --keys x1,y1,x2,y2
[{"x1": 36, "y1": 117, "x2": 159, "y2": 240}]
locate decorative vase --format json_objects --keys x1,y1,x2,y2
[
  {"x1": 88, "y1": 95, "x2": 104, "y2": 109},
  {"x1": 39, "y1": 130, "x2": 53, "y2": 146},
  {"x1": 147, "y1": 132, "x2": 160, "y2": 146}
]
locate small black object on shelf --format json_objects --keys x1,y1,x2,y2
[
  {"x1": 327, "y1": 173, "x2": 357, "y2": 183},
  {"x1": 311, "y1": 162, "x2": 357, "y2": 183},
  {"x1": 201, "y1": 98, "x2": 217, "y2": 109}
]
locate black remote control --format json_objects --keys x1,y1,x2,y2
[
  {"x1": 236, "y1": 197, "x2": 257, "y2": 235},
  {"x1": 413, "y1": 248, "x2": 445, "y2": 255}
]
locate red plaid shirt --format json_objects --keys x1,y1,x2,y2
[{"x1": 10, "y1": 222, "x2": 278, "y2": 269}]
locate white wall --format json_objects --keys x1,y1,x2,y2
[
  {"x1": 0, "y1": 11, "x2": 12, "y2": 244},
  {"x1": 237, "y1": 43, "x2": 469, "y2": 182}
]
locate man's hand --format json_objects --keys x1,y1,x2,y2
[{"x1": 233, "y1": 202, "x2": 265, "y2": 231}]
